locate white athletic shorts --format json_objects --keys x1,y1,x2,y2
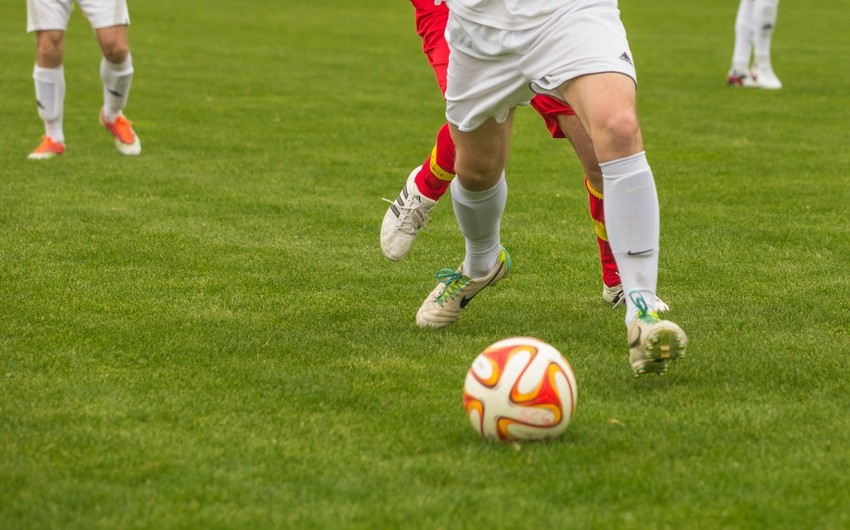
[
  {"x1": 444, "y1": 0, "x2": 637, "y2": 132},
  {"x1": 27, "y1": 0, "x2": 130, "y2": 32}
]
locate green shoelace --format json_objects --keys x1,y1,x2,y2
[{"x1": 434, "y1": 268, "x2": 468, "y2": 303}]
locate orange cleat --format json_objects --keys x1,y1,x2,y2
[
  {"x1": 28, "y1": 136, "x2": 66, "y2": 160},
  {"x1": 100, "y1": 110, "x2": 141, "y2": 155}
]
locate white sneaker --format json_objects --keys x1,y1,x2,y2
[
  {"x1": 416, "y1": 247, "x2": 511, "y2": 328},
  {"x1": 627, "y1": 295, "x2": 687, "y2": 376},
  {"x1": 381, "y1": 168, "x2": 437, "y2": 261},
  {"x1": 753, "y1": 65, "x2": 783, "y2": 90},
  {"x1": 602, "y1": 283, "x2": 669, "y2": 312},
  {"x1": 727, "y1": 69, "x2": 758, "y2": 87}
]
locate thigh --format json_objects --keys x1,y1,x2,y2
[
  {"x1": 559, "y1": 72, "x2": 642, "y2": 162},
  {"x1": 413, "y1": 2, "x2": 450, "y2": 95},
  {"x1": 27, "y1": 0, "x2": 72, "y2": 32}
]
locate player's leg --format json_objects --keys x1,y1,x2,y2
[
  {"x1": 560, "y1": 72, "x2": 685, "y2": 374},
  {"x1": 552, "y1": 112, "x2": 619, "y2": 297},
  {"x1": 416, "y1": 16, "x2": 519, "y2": 329},
  {"x1": 555, "y1": 112, "x2": 669, "y2": 311},
  {"x1": 380, "y1": 122, "x2": 452, "y2": 260},
  {"x1": 27, "y1": 0, "x2": 70, "y2": 159},
  {"x1": 728, "y1": 0, "x2": 757, "y2": 86},
  {"x1": 751, "y1": 0, "x2": 782, "y2": 89},
  {"x1": 95, "y1": 24, "x2": 140, "y2": 154},
  {"x1": 30, "y1": 30, "x2": 67, "y2": 159},
  {"x1": 381, "y1": 3, "x2": 454, "y2": 260},
  {"x1": 416, "y1": 117, "x2": 512, "y2": 328}
]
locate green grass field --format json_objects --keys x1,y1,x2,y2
[{"x1": 2, "y1": 1, "x2": 849, "y2": 528}]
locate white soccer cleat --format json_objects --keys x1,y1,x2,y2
[
  {"x1": 627, "y1": 295, "x2": 687, "y2": 376},
  {"x1": 381, "y1": 168, "x2": 437, "y2": 261},
  {"x1": 603, "y1": 283, "x2": 669, "y2": 312},
  {"x1": 416, "y1": 247, "x2": 511, "y2": 328},
  {"x1": 752, "y1": 65, "x2": 783, "y2": 90}
]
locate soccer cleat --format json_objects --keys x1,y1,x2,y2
[
  {"x1": 727, "y1": 69, "x2": 757, "y2": 87},
  {"x1": 752, "y1": 65, "x2": 782, "y2": 90},
  {"x1": 28, "y1": 136, "x2": 65, "y2": 160},
  {"x1": 381, "y1": 168, "x2": 438, "y2": 261},
  {"x1": 100, "y1": 110, "x2": 141, "y2": 155},
  {"x1": 627, "y1": 293, "x2": 687, "y2": 376},
  {"x1": 416, "y1": 247, "x2": 511, "y2": 328},
  {"x1": 603, "y1": 283, "x2": 669, "y2": 312}
]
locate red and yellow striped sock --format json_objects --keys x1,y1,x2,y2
[
  {"x1": 586, "y1": 178, "x2": 621, "y2": 288},
  {"x1": 414, "y1": 123, "x2": 455, "y2": 201}
]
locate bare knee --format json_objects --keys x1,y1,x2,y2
[
  {"x1": 450, "y1": 119, "x2": 510, "y2": 191},
  {"x1": 454, "y1": 156, "x2": 505, "y2": 191},
  {"x1": 35, "y1": 31, "x2": 64, "y2": 68},
  {"x1": 97, "y1": 26, "x2": 130, "y2": 63},
  {"x1": 597, "y1": 110, "x2": 643, "y2": 161},
  {"x1": 101, "y1": 41, "x2": 130, "y2": 64}
]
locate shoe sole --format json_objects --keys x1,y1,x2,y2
[
  {"x1": 114, "y1": 137, "x2": 141, "y2": 156},
  {"x1": 28, "y1": 152, "x2": 62, "y2": 160},
  {"x1": 632, "y1": 325, "x2": 687, "y2": 376}
]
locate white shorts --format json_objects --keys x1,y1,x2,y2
[
  {"x1": 444, "y1": 0, "x2": 637, "y2": 132},
  {"x1": 27, "y1": 0, "x2": 130, "y2": 32}
]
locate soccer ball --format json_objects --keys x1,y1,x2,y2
[{"x1": 463, "y1": 337, "x2": 577, "y2": 441}]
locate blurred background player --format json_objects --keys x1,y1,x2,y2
[
  {"x1": 381, "y1": 0, "x2": 663, "y2": 309},
  {"x1": 27, "y1": 0, "x2": 141, "y2": 159},
  {"x1": 727, "y1": 0, "x2": 782, "y2": 89}
]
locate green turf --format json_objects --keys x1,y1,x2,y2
[{"x1": 1, "y1": 0, "x2": 849, "y2": 528}]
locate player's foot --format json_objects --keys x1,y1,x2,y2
[
  {"x1": 603, "y1": 283, "x2": 669, "y2": 312},
  {"x1": 727, "y1": 69, "x2": 757, "y2": 87},
  {"x1": 381, "y1": 168, "x2": 437, "y2": 261},
  {"x1": 100, "y1": 110, "x2": 141, "y2": 155},
  {"x1": 752, "y1": 65, "x2": 782, "y2": 90},
  {"x1": 28, "y1": 136, "x2": 65, "y2": 160},
  {"x1": 416, "y1": 247, "x2": 511, "y2": 328},
  {"x1": 627, "y1": 294, "x2": 687, "y2": 376}
]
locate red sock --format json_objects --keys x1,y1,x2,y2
[
  {"x1": 414, "y1": 123, "x2": 455, "y2": 201},
  {"x1": 586, "y1": 178, "x2": 620, "y2": 288}
]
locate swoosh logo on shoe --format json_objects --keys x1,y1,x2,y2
[
  {"x1": 627, "y1": 249, "x2": 654, "y2": 256},
  {"x1": 459, "y1": 262, "x2": 505, "y2": 308}
]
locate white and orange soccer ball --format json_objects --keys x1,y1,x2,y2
[{"x1": 463, "y1": 337, "x2": 577, "y2": 441}]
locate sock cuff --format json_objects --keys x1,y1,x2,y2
[
  {"x1": 429, "y1": 146, "x2": 454, "y2": 181},
  {"x1": 101, "y1": 53, "x2": 133, "y2": 75},
  {"x1": 600, "y1": 151, "x2": 649, "y2": 179},
  {"x1": 33, "y1": 64, "x2": 64, "y2": 80},
  {"x1": 585, "y1": 177, "x2": 603, "y2": 199},
  {"x1": 452, "y1": 172, "x2": 506, "y2": 203}
]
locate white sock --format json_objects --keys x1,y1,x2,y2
[
  {"x1": 451, "y1": 173, "x2": 507, "y2": 278},
  {"x1": 100, "y1": 53, "x2": 134, "y2": 122},
  {"x1": 753, "y1": 0, "x2": 779, "y2": 68},
  {"x1": 600, "y1": 152, "x2": 660, "y2": 325},
  {"x1": 33, "y1": 64, "x2": 65, "y2": 143},
  {"x1": 731, "y1": 0, "x2": 755, "y2": 72}
]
